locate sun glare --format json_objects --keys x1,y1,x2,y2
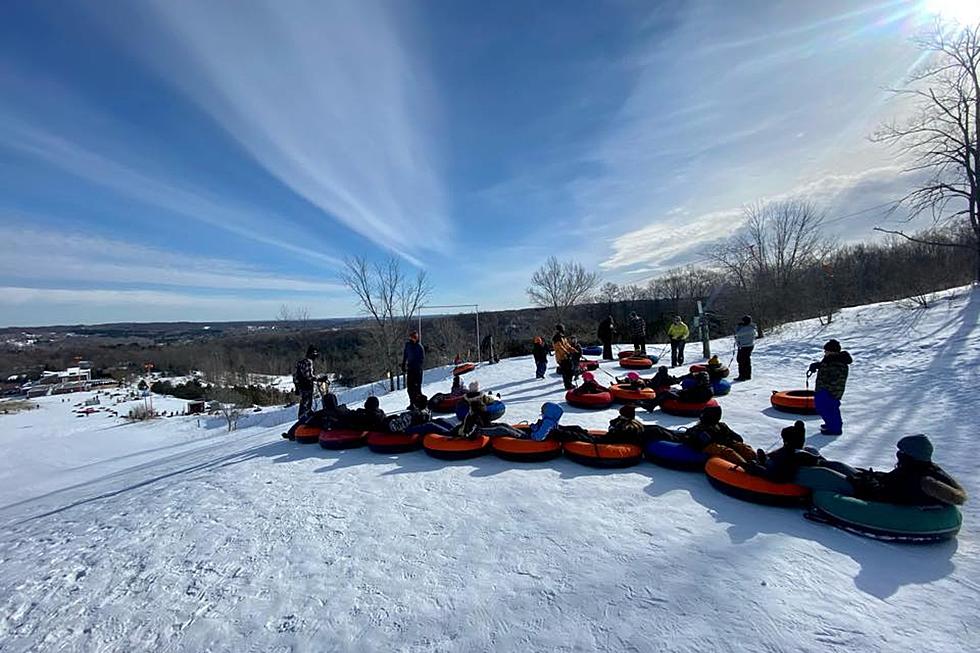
[{"x1": 924, "y1": 0, "x2": 980, "y2": 26}]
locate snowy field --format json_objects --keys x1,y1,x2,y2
[{"x1": 1, "y1": 288, "x2": 978, "y2": 652}]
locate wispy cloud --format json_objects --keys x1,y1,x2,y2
[{"x1": 106, "y1": 0, "x2": 450, "y2": 262}]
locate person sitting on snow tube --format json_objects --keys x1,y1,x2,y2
[
  {"x1": 388, "y1": 393, "x2": 456, "y2": 436},
  {"x1": 705, "y1": 355, "x2": 729, "y2": 381},
  {"x1": 801, "y1": 435, "x2": 967, "y2": 507},
  {"x1": 748, "y1": 420, "x2": 856, "y2": 483},
  {"x1": 682, "y1": 405, "x2": 757, "y2": 466},
  {"x1": 341, "y1": 396, "x2": 387, "y2": 431},
  {"x1": 574, "y1": 371, "x2": 606, "y2": 395},
  {"x1": 642, "y1": 371, "x2": 712, "y2": 411},
  {"x1": 450, "y1": 381, "x2": 518, "y2": 439},
  {"x1": 614, "y1": 371, "x2": 649, "y2": 392},
  {"x1": 309, "y1": 392, "x2": 351, "y2": 429},
  {"x1": 649, "y1": 366, "x2": 680, "y2": 393}
]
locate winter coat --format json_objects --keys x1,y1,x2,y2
[
  {"x1": 532, "y1": 342, "x2": 550, "y2": 363},
  {"x1": 607, "y1": 416, "x2": 645, "y2": 440},
  {"x1": 650, "y1": 369, "x2": 679, "y2": 391},
  {"x1": 402, "y1": 340, "x2": 425, "y2": 370},
  {"x1": 350, "y1": 406, "x2": 386, "y2": 431},
  {"x1": 734, "y1": 324, "x2": 756, "y2": 348},
  {"x1": 684, "y1": 421, "x2": 742, "y2": 451},
  {"x1": 294, "y1": 357, "x2": 315, "y2": 392},
  {"x1": 813, "y1": 351, "x2": 852, "y2": 400},
  {"x1": 667, "y1": 322, "x2": 689, "y2": 341},
  {"x1": 597, "y1": 318, "x2": 616, "y2": 342},
  {"x1": 553, "y1": 337, "x2": 575, "y2": 364},
  {"x1": 863, "y1": 460, "x2": 967, "y2": 506},
  {"x1": 760, "y1": 447, "x2": 824, "y2": 483},
  {"x1": 677, "y1": 380, "x2": 713, "y2": 404},
  {"x1": 573, "y1": 379, "x2": 607, "y2": 395},
  {"x1": 628, "y1": 315, "x2": 646, "y2": 339}
]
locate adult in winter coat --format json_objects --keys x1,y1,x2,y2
[
  {"x1": 628, "y1": 312, "x2": 647, "y2": 355},
  {"x1": 667, "y1": 315, "x2": 689, "y2": 368},
  {"x1": 402, "y1": 331, "x2": 425, "y2": 405},
  {"x1": 283, "y1": 345, "x2": 321, "y2": 440},
  {"x1": 553, "y1": 329, "x2": 580, "y2": 390},
  {"x1": 481, "y1": 334, "x2": 497, "y2": 364},
  {"x1": 808, "y1": 339, "x2": 852, "y2": 435},
  {"x1": 597, "y1": 315, "x2": 617, "y2": 360},
  {"x1": 532, "y1": 336, "x2": 550, "y2": 379},
  {"x1": 733, "y1": 316, "x2": 756, "y2": 381}
]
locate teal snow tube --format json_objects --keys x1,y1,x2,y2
[{"x1": 808, "y1": 491, "x2": 962, "y2": 543}]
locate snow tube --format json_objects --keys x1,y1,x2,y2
[
  {"x1": 294, "y1": 424, "x2": 321, "y2": 444},
  {"x1": 618, "y1": 350, "x2": 638, "y2": 359},
  {"x1": 608, "y1": 384, "x2": 655, "y2": 403},
  {"x1": 492, "y1": 435, "x2": 562, "y2": 462},
  {"x1": 582, "y1": 345, "x2": 603, "y2": 356},
  {"x1": 564, "y1": 431, "x2": 643, "y2": 468},
  {"x1": 455, "y1": 400, "x2": 506, "y2": 421},
  {"x1": 367, "y1": 432, "x2": 422, "y2": 454},
  {"x1": 711, "y1": 379, "x2": 732, "y2": 396},
  {"x1": 565, "y1": 389, "x2": 614, "y2": 410},
  {"x1": 704, "y1": 457, "x2": 810, "y2": 506},
  {"x1": 429, "y1": 394, "x2": 464, "y2": 414},
  {"x1": 807, "y1": 491, "x2": 962, "y2": 543},
  {"x1": 318, "y1": 429, "x2": 369, "y2": 450},
  {"x1": 690, "y1": 363, "x2": 729, "y2": 379},
  {"x1": 453, "y1": 362, "x2": 476, "y2": 376},
  {"x1": 620, "y1": 357, "x2": 654, "y2": 370},
  {"x1": 423, "y1": 433, "x2": 491, "y2": 460},
  {"x1": 659, "y1": 397, "x2": 719, "y2": 418},
  {"x1": 579, "y1": 359, "x2": 599, "y2": 372},
  {"x1": 643, "y1": 440, "x2": 708, "y2": 471},
  {"x1": 770, "y1": 390, "x2": 816, "y2": 415}
]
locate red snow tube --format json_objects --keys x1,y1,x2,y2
[
  {"x1": 579, "y1": 360, "x2": 599, "y2": 371},
  {"x1": 453, "y1": 362, "x2": 476, "y2": 376},
  {"x1": 659, "y1": 397, "x2": 719, "y2": 417},
  {"x1": 564, "y1": 430, "x2": 643, "y2": 468},
  {"x1": 492, "y1": 436, "x2": 562, "y2": 462},
  {"x1": 429, "y1": 394, "x2": 464, "y2": 414},
  {"x1": 770, "y1": 390, "x2": 817, "y2": 415},
  {"x1": 294, "y1": 424, "x2": 321, "y2": 444},
  {"x1": 620, "y1": 357, "x2": 653, "y2": 370},
  {"x1": 618, "y1": 350, "x2": 638, "y2": 359},
  {"x1": 565, "y1": 389, "x2": 614, "y2": 410},
  {"x1": 690, "y1": 363, "x2": 730, "y2": 379},
  {"x1": 704, "y1": 457, "x2": 810, "y2": 506},
  {"x1": 423, "y1": 434, "x2": 491, "y2": 460},
  {"x1": 367, "y1": 432, "x2": 422, "y2": 454},
  {"x1": 318, "y1": 429, "x2": 369, "y2": 449},
  {"x1": 608, "y1": 384, "x2": 655, "y2": 403}
]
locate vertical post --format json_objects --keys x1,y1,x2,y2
[
  {"x1": 697, "y1": 300, "x2": 711, "y2": 359},
  {"x1": 475, "y1": 307, "x2": 480, "y2": 365}
]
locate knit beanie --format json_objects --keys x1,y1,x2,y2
[
  {"x1": 781, "y1": 420, "x2": 806, "y2": 449},
  {"x1": 823, "y1": 339, "x2": 841, "y2": 353},
  {"x1": 700, "y1": 405, "x2": 722, "y2": 425},
  {"x1": 897, "y1": 434, "x2": 933, "y2": 462},
  {"x1": 619, "y1": 404, "x2": 636, "y2": 419}
]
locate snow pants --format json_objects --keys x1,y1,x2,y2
[
  {"x1": 633, "y1": 336, "x2": 647, "y2": 355},
  {"x1": 601, "y1": 339, "x2": 614, "y2": 360},
  {"x1": 736, "y1": 346, "x2": 753, "y2": 380},
  {"x1": 535, "y1": 359, "x2": 548, "y2": 378},
  {"x1": 406, "y1": 367, "x2": 423, "y2": 404},
  {"x1": 814, "y1": 388, "x2": 842, "y2": 433},
  {"x1": 406, "y1": 418, "x2": 455, "y2": 436},
  {"x1": 670, "y1": 340, "x2": 686, "y2": 367},
  {"x1": 704, "y1": 441, "x2": 757, "y2": 466}
]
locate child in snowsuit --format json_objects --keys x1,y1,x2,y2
[
  {"x1": 605, "y1": 404, "x2": 646, "y2": 445},
  {"x1": 683, "y1": 405, "x2": 757, "y2": 466},
  {"x1": 809, "y1": 339, "x2": 852, "y2": 436},
  {"x1": 615, "y1": 372, "x2": 648, "y2": 392},
  {"x1": 573, "y1": 371, "x2": 606, "y2": 395},
  {"x1": 649, "y1": 366, "x2": 679, "y2": 393},
  {"x1": 398, "y1": 393, "x2": 457, "y2": 436},
  {"x1": 532, "y1": 336, "x2": 550, "y2": 379}
]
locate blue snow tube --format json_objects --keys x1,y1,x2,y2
[
  {"x1": 582, "y1": 345, "x2": 603, "y2": 356},
  {"x1": 455, "y1": 400, "x2": 506, "y2": 421},
  {"x1": 711, "y1": 379, "x2": 732, "y2": 396},
  {"x1": 644, "y1": 440, "x2": 708, "y2": 471},
  {"x1": 680, "y1": 376, "x2": 696, "y2": 389}
]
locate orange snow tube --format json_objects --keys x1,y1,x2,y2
[
  {"x1": 564, "y1": 430, "x2": 643, "y2": 468},
  {"x1": 770, "y1": 390, "x2": 817, "y2": 415},
  {"x1": 453, "y1": 362, "x2": 476, "y2": 376},
  {"x1": 608, "y1": 384, "x2": 656, "y2": 403},
  {"x1": 704, "y1": 457, "x2": 810, "y2": 506},
  {"x1": 492, "y1": 436, "x2": 562, "y2": 462},
  {"x1": 620, "y1": 357, "x2": 654, "y2": 370},
  {"x1": 294, "y1": 424, "x2": 321, "y2": 444},
  {"x1": 618, "y1": 350, "x2": 638, "y2": 359},
  {"x1": 423, "y1": 433, "x2": 491, "y2": 460},
  {"x1": 367, "y1": 432, "x2": 422, "y2": 454},
  {"x1": 318, "y1": 429, "x2": 369, "y2": 449}
]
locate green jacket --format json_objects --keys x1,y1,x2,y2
[
  {"x1": 667, "y1": 322, "x2": 689, "y2": 341},
  {"x1": 814, "y1": 351, "x2": 852, "y2": 400}
]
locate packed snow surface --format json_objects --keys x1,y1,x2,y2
[{"x1": 1, "y1": 289, "x2": 978, "y2": 652}]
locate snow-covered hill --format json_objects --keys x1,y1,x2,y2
[{"x1": 1, "y1": 288, "x2": 978, "y2": 652}]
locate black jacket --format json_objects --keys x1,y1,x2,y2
[
  {"x1": 598, "y1": 318, "x2": 616, "y2": 342},
  {"x1": 532, "y1": 342, "x2": 550, "y2": 363},
  {"x1": 402, "y1": 340, "x2": 425, "y2": 370}
]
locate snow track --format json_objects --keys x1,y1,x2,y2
[{"x1": 1, "y1": 288, "x2": 978, "y2": 652}]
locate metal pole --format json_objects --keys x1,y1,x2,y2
[
  {"x1": 475, "y1": 307, "x2": 480, "y2": 364},
  {"x1": 697, "y1": 300, "x2": 711, "y2": 359}
]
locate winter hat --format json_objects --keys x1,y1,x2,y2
[
  {"x1": 619, "y1": 404, "x2": 636, "y2": 419},
  {"x1": 823, "y1": 339, "x2": 842, "y2": 353},
  {"x1": 781, "y1": 420, "x2": 806, "y2": 449},
  {"x1": 740, "y1": 315, "x2": 752, "y2": 325},
  {"x1": 897, "y1": 434, "x2": 933, "y2": 462},
  {"x1": 412, "y1": 393, "x2": 428, "y2": 409},
  {"x1": 468, "y1": 381, "x2": 480, "y2": 393},
  {"x1": 708, "y1": 355, "x2": 720, "y2": 366},
  {"x1": 673, "y1": 315, "x2": 682, "y2": 323},
  {"x1": 306, "y1": 345, "x2": 319, "y2": 359},
  {"x1": 409, "y1": 331, "x2": 419, "y2": 342},
  {"x1": 582, "y1": 372, "x2": 595, "y2": 382},
  {"x1": 365, "y1": 396, "x2": 379, "y2": 410},
  {"x1": 533, "y1": 336, "x2": 543, "y2": 345},
  {"x1": 700, "y1": 405, "x2": 722, "y2": 425},
  {"x1": 626, "y1": 372, "x2": 641, "y2": 381}
]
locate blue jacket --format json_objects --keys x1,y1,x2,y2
[{"x1": 402, "y1": 340, "x2": 425, "y2": 370}]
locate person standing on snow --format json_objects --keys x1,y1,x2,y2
[
  {"x1": 553, "y1": 326, "x2": 578, "y2": 390},
  {"x1": 402, "y1": 331, "x2": 425, "y2": 406},
  {"x1": 532, "y1": 336, "x2": 550, "y2": 379},
  {"x1": 597, "y1": 315, "x2": 617, "y2": 360},
  {"x1": 628, "y1": 312, "x2": 647, "y2": 355},
  {"x1": 808, "y1": 339, "x2": 852, "y2": 436},
  {"x1": 667, "y1": 315, "x2": 689, "y2": 368},
  {"x1": 733, "y1": 315, "x2": 756, "y2": 381},
  {"x1": 283, "y1": 345, "x2": 323, "y2": 439}
]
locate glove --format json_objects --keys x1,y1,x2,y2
[{"x1": 808, "y1": 362, "x2": 820, "y2": 374}]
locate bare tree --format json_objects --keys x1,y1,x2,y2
[
  {"x1": 526, "y1": 257, "x2": 601, "y2": 320},
  {"x1": 340, "y1": 256, "x2": 431, "y2": 391},
  {"x1": 871, "y1": 22, "x2": 980, "y2": 281},
  {"x1": 210, "y1": 386, "x2": 246, "y2": 432},
  {"x1": 593, "y1": 281, "x2": 621, "y2": 304}
]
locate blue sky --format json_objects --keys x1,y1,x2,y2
[{"x1": 0, "y1": 0, "x2": 968, "y2": 326}]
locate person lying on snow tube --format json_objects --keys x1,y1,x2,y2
[
  {"x1": 613, "y1": 371, "x2": 651, "y2": 392},
  {"x1": 448, "y1": 381, "x2": 518, "y2": 440},
  {"x1": 705, "y1": 355, "x2": 729, "y2": 381},
  {"x1": 641, "y1": 371, "x2": 712, "y2": 411},
  {"x1": 551, "y1": 404, "x2": 671, "y2": 446},
  {"x1": 387, "y1": 393, "x2": 456, "y2": 436},
  {"x1": 679, "y1": 405, "x2": 757, "y2": 466},
  {"x1": 745, "y1": 420, "x2": 856, "y2": 483},
  {"x1": 798, "y1": 435, "x2": 967, "y2": 507}
]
